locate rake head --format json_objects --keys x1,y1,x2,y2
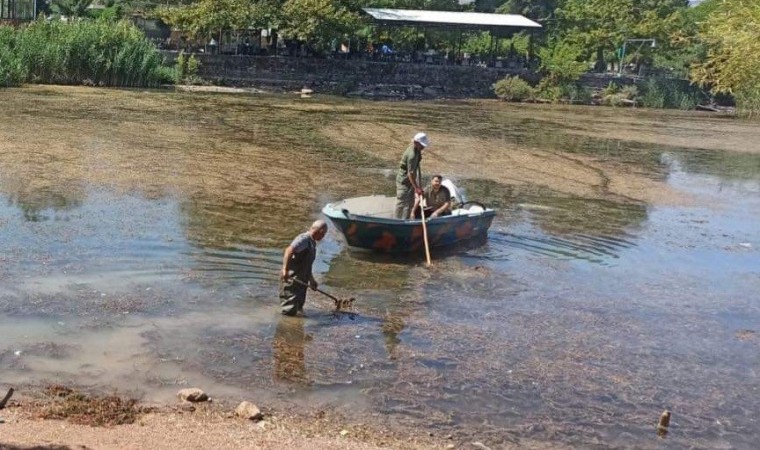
[{"x1": 333, "y1": 297, "x2": 356, "y2": 311}]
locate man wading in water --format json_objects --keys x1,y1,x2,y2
[
  {"x1": 279, "y1": 220, "x2": 328, "y2": 316},
  {"x1": 395, "y1": 132, "x2": 430, "y2": 219}
]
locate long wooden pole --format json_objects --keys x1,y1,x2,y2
[{"x1": 419, "y1": 197, "x2": 432, "y2": 266}]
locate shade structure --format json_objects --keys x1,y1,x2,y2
[{"x1": 363, "y1": 8, "x2": 542, "y2": 32}]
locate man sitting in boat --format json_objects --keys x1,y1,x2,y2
[{"x1": 413, "y1": 174, "x2": 452, "y2": 219}]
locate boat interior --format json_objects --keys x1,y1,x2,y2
[{"x1": 327, "y1": 195, "x2": 487, "y2": 219}]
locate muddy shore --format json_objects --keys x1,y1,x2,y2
[{"x1": 0, "y1": 385, "x2": 540, "y2": 450}]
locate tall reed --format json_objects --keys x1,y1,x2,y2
[
  {"x1": 0, "y1": 26, "x2": 27, "y2": 87},
  {"x1": 1, "y1": 19, "x2": 172, "y2": 88}
]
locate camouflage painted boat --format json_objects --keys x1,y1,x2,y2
[{"x1": 321, "y1": 195, "x2": 496, "y2": 253}]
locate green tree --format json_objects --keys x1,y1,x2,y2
[
  {"x1": 496, "y1": 0, "x2": 558, "y2": 21},
  {"x1": 473, "y1": 0, "x2": 506, "y2": 13},
  {"x1": 691, "y1": 0, "x2": 760, "y2": 114},
  {"x1": 538, "y1": 39, "x2": 586, "y2": 83},
  {"x1": 366, "y1": 0, "x2": 461, "y2": 9},
  {"x1": 554, "y1": 0, "x2": 689, "y2": 70},
  {"x1": 51, "y1": 0, "x2": 95, "y2": 18},
  {"x1": 279, "y1": 0, "x2": 359, "y2": 53},
  {"x1": 159, "y1": 0, "x2": 278, "y2": 41}
]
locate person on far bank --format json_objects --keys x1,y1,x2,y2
[
  {"x1": 413, "y1": 174, "x2": 452, "y2": 219},
  {"x1": 395, "y1": 132, "x2": 429, "y2": 219},
  {"x1": 279, "y1": 220, "x2": 328, "y2": 316}
]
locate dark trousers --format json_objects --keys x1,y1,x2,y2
[{"x1": 280, "y1": 280, "x2": 307, "y2": 316}]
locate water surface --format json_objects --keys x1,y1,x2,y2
[{"x1": 1, "y1": 86, "x2": 758, "y2": 448}]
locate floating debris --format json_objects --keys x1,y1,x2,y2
[{"x1": 657, "y1": 410, "x2": 671, "y2": 437}]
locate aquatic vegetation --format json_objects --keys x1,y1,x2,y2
[
  {"x1": 1, "y1": 20, "x2": 170, "y2": 88},
  {"x1": 1, "y1": 87, "x2": 760, "y2": 447},
  {"x1": 36, "y1": 385, "x2": 144, "y2": 427},
  {"x1": 0, "y1": 26, "x2": 27, "y2": 87}
]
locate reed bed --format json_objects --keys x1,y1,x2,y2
[{"x1": 0, "y1": 19, "x2": 171, "y2": 88}]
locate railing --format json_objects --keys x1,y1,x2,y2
[{"x1": 0, "y1": 0, "x2": 35, "y2": 21}]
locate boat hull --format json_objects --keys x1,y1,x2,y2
[{"x1": 322, "y1": 198, "x2": 496, "y2": 253}]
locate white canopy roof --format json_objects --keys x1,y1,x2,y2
[{"x1": 363, "y1": 8, "x2": 542, "y2": 29}]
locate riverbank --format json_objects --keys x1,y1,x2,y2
[{"x1": 0, "y1": 386, "x2": 446, "y2": 450}]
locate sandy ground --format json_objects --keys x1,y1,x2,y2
[{"x1": 0, "y1": 398, "x2": 441, "y2": 450}]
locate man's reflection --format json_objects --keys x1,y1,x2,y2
[
  {"x1": 273, "y1": 316, "x2": 310, "y2": 384},
  {"x1": 381, "y1": 313, "x2": 405, "y2": 360}
]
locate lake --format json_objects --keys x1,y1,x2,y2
[{"x1": 1, "y1": 85, "x2": 758, "y2": 448}]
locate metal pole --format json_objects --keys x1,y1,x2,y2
[
  {"x1": 457, "y1": 30, "x2": 463, "y2": 64},
  {"x1": 489, "y1": 31, "x2": 494, "y2": 66},
  {"x1": 618, "y1": 41, "x2": 627, "y2": 77},
  {"x1": 494, "y1": 35, "x2": 500, "y2": 67}
]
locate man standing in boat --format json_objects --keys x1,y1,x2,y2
[
  {"x1": 395, "y1": 132, "x2": 429, "y2": 219},
  {"x1": 413, "y1": 174, "x2": 452, "y2": 219},
  {"x1": 279, "y1": 220, "x2": 328, "y2": 316}
]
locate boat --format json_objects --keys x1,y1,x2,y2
[{"x1": 321, "y1": 191, "x2": 496, "y2": 253}]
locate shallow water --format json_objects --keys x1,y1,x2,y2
[{"x1": 1, "y1": 86, "x2": 759, "y2": 448}]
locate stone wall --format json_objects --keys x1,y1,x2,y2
[
  {"x1": 163, "y1": 52, "x2": 540, "y2": 99},
  {"x1": 579, "y1": 73, "x2": 637, "y2": 90},
  {"x1": 162, "y1": 53, "x2": 645, "y2": 100}
]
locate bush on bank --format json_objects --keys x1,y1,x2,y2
[
  {"x1": 493, "y1": 76, "x2": 535, "y2": 102},
  {"x1": 492, "y1": 75, "x2": 710, "y2": 111}
]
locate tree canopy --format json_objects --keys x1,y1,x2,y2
[
  {"x1": 51, "y1": 0, "x2": 95, "y2": 18},
  {"x1": 82, "y1": 0, "x2": 760, "y2": 112},
  {"x1": 690, "y1": 0, "x2": 760, "y2": 113}
]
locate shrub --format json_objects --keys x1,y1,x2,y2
[
  {"x1": 174, "y1": 51, "x2": 187, "y2": 83},
  {"x1": 492, "y1": 75, "x2": 535, "y2": 102},
  {"x1": 564, "y1": 83, "x2": 593, "y2": 104},
  {"x1": 602, "y1": 81, "x2": 620, "y2": 96},
  {"x1": 186, "y1": 54, "x2": 200, "y2": 78},
  {"x1": 535, "y1": 79, "x2": 563, "y2": 103},
  {"x1": 602, "y1": 93, "x2": 629, "y2": 107},
  {"x1": 637, "y1": 77, "x2": 705, "y2": 110},
  {"x1": 600, "y1": 83, "x2": 638, "y2": 107},
  {"x1": 174, "y1": 52, "x2": 203, "y2": 85},
  {"x1": 533, "y1": 79, "x2": 592, "y2": 104},
  {"x1": 156, "y1": 65, "x2": 175, "y2": 85},
  {"x1": 639, "y1": 78, "x2": 666, "y2": 108},
  {"x1": 677, "y1": 91, "x2": 701, "y2": 110},
  {"x1": 620, "y1": 85, "x2": 638, "y2": 100}
]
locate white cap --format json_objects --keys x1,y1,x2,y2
[{"x1": 413, "y1": 132, "x2": 430, "y2": 148}]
